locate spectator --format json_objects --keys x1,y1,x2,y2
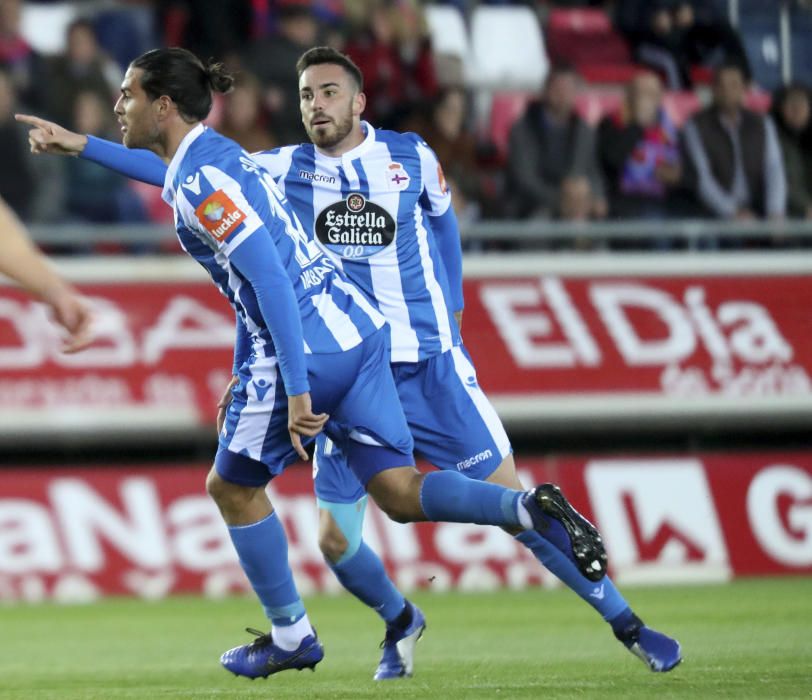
[
  {"x1": 505, "y1": 64, "x2": 605, "y2": 220},
  {"x1": 616, "y1": 0, "x2": 750, "y2": 90},
  {"x1": 63, "y1": 90, "x2": 146, "y2": 225},
  {"x1": 0, "y1": 0, "x2": 47, "y2": 111},
  {"x1": 402, "y1": 86, "x2": 492, "y2": 223},
  {"x1": 0, "y1": 66, "x2": 33, "y2": 218},
  {"x1": 219, "y1": 73, "x2": 277, "y2": 154},
  {"x1": 682, "y1": 62, "x2": 786, "y2": 221},
  {"x1": 344, "y1": 0, "x2": 438, "y2": 130},
  {"x1": 597, "y1": 72, "x2": 683, "y2": 220},
  {"x1": 242, "y1": 3, "x2": 321, "y2": 145},
  {"x1": 771, "y1": 83, "x2": 812, "y2": 219},
  {"x1": 45, "y1": 19, "x2": 120, "y2": 130}
]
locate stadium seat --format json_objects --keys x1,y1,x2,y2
[
  {"x1": 573, "y1": 90, "x2": 623, "y2": 126},
  {"x1": 743, "y1": 88, "x2": 771, "y2": 114},
  {"x1": 19, "y1": 2, "x2": 78, "y2": 55},
  {"x1": 487, "y1": 91, "x2": 534, "y2": 162},
  {"x1": 790, "y1": 4, "x2": 812, "y2": 86},
  {"x1": 662, "y1": 91, "x2": 701, "y2": 127},
  {"x1": 736, "y1": 3, "x2": 784, "y2": 91},
  {"x1": 425, "y1": 4, "x2": 471, "y2": 85},
  {"x1": 469, "y1": 6, "x2": 549, "y2": 91},
  {"x1": 545, "y1": 8, "x2": 636, "y2": 85}
]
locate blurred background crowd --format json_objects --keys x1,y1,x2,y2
[{"x1": 1, "y1": 0, "x2": 811, "y2": 251}]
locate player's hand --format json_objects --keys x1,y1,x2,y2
[
  {"x1": 15, "y1": 113, "x2": 88, "y2": 156},
  {"x1": 217, "y1": 375, "x2": 239, "y2": 436},
  {"x1": 288, "y1": 392, "x2": 328, "y2": 461},
  {"x1": 42, "y1": 283, "x2": 94, "y2": 353}
]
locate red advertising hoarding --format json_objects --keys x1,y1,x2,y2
[
  {"x1": 1, "y1": 453, "x2": 809, "y2": 602},
  {"x1": 1, "y1": 265, "x2": 810, "y2": 434}
]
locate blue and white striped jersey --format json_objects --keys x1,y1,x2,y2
[
  {"x1": 252, "y1": 122, "x2": 461, "y2": 364},
  {"x1": 161, "y1": 124, "x2": 384, "y2": 392}
]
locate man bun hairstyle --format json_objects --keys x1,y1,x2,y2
[
  {"x1": 296, "y1": 46, "x2": 363, "y2": 92},
  {"x1": 131, "y1": 47, "x2": 234, "y2": 122}
]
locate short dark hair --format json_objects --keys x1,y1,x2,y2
[
  {"x1": 714, "y1": 60, "x2": 749, "y2": 85},
  {"x1": 295, "y1": 46, "x2": 363, "y2": 92},
  {"x1": 131, "y1": 47, "x2": 234, "y2": 122}
]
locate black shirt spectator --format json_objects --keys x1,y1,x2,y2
[
  {"x1": 506, "y1": 65, "x2": 605, "y2": 220},
  {"x1": 771, "y1": 83, "x2": 812, "y2": 219},
  {"x1": 683, "y1": 63, "x2": 786, "y2": 220}
]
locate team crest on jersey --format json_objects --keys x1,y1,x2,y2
[
  {"x1": 315, "y1": 192, "x2": 396, "y2": 260},
  {"x1": 386, "y1": 162, "x2": 410, "y2": 191},
  {"x1": 194, "y1": 190, "x2": 245, "y2": 241}
]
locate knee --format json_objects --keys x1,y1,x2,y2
[
  {"x1": 206, "y1": 468, "x2": 251, "y2": 512},
  {"x1": 376, "y1": 494, "x2": 415, "y2": 524},
  {"x1": 319, "y1": 520, "x2": 349, "y2": 564},
  {"x1": 367, "y1": 469, "x2": 424, "y2": 524}
]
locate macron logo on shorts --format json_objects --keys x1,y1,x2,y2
[
  {"x1": 195, "y1": 190, "x2": 245, "y2": 240},
  {"x1": 456, "y1": 449, "x2": 493, "y2": 471}
]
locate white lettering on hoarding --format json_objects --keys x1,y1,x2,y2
[
  {"x1": 479, "y1": 278, "x2": 600, "y2": 368},
  {"x1": 584, "y1": 459, "x2": 731, "y2": 584},
  {"x1": 50, "y1": 478, "x2": 170, "y2": 571},
  {"x1": 479, "y1": 277, "x2": 808, "y2": 396},
  {"x1": 747, "y1": 466, "x2": 812, "y2": 566}
]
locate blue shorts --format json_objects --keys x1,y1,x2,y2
[
  {"x1": 216, "y1": 328, "x2": 414, "y2": 487},
  {"x1": 314, "y1": 344, "x2": 512, "y2": 503}
]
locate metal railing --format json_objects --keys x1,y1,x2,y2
[{"x1": 27, "y1": 219, "x2": 812, "y2": 251}]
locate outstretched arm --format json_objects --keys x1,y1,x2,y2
[
  {"x1": 0, "y1": 197, "x2": 93, "y2": 352},
  {"x1": 15, "y1": 113, "x2": 167, "y2": 187}
]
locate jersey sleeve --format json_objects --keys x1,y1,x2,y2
[
  {"x1": 177, "y1": 164, "x2": 265, "y2": 255},
  {"x1": 428, "y1": 207, "x2": 464, "y2": 312},
  {"x1": 250, "y1": 147, "x2": 293, "y2": 182},
  {"x1": 233, "y1": 314, "x2": 252, "y2": 375},
  {"x1": 415, "y1": 139, "x2": 452, "y2": 217},
  {"x1": 229, "y1": 232, "x2": 310, "y2": 396},
  {"x1": 81, "y1": 135, "x2": 167, "y2": 187}
]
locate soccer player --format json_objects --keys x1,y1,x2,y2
[
  {"x1": 0, "y1": 194, "x2": 93, "y2": 352},
  {"x1": 18, "y1": 47, "x2": 614, "y2": 680}
]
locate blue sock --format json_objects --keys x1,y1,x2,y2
[
  {"x1": 329, "y1": 542, "x2": 405, "y2": 624},
  {"x1": 516, "y1": 530, "x2": 629, "y2": 622},
  {"x1": 420, "y1": 470, "x2": 522, "y2": 526},
  {"x1": 227, "y1": 511, "x2": 306, "y2": 626}
]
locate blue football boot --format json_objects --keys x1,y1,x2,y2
[
  {"x1": 374, "y1": 601, "x2": 426, "y2": 680},
  {"x1": 614, "y1": 613, "x2": 682, "y2": 672},
  {"x1": 523, "y1": 483, "x2": 608, "y2": 582},
  {"x1": 220, "y1": 627, "x2": 324, "y2": 679}
]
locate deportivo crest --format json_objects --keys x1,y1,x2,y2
[
  {"x1": 386, "y1": 162, "x2": 410, "y2": 191},
  {"x1": 315, "y1": 193, "x2": 396, "y2": 259}
]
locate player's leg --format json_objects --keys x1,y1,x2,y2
[
  {"x1": 410, "y1": 345, "x2": 680, "y2": 672},
  {"x1": 313, "y1": 434, "x2": 424, "y2": 680},
  {"x1": 212, "y1": 369, "x2": 323, "y2": 679},
  {"x1": 319, "y1": 331, "x2": 605, "y2": 581}
]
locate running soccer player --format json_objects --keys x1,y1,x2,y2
[
  {"x1": 0, "y1": 194, "x2": 93, "y2": 352},
  {"x1": 19, "y1": 47, "x2": 613, "y2": 681}
]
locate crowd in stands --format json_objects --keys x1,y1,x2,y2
[{"x1": 1, "y1": 0, "x2": 811, "y2": 252}]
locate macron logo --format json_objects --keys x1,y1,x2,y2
[
  {"x1": 589, "y1": 585, "x2": 605, "y2": 600},
  {"x1": 182, "y1": 173, "x2": 201, "y2": 195},
  {"x1": 456, "y1": 449, "x2": 493, "y2": 471}
]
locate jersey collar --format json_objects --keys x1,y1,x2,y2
[
  {"x1": 162, "y1": 123, "x2": 207, "y2": 205},
  {"x1": 315, "y1": 121, "x2": 376, "y2": 163}
]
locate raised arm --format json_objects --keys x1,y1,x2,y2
[{"x1": 15, "y1": 113, "x2": 167, "y2": 187}]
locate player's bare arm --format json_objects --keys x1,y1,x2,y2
[
  {"x1": 0, "y1": 197, "x2": 93, "y2": 353},
  {"x1": 288, "y1": 392, "x2": 329, "y2": 461},
  {"x1": 15, "y1": 113, "x2": 88, "y2": 156}
]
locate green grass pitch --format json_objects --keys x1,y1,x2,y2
[{"x1": 1, "y1": 578, "x2": 810, "y2": 699}]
